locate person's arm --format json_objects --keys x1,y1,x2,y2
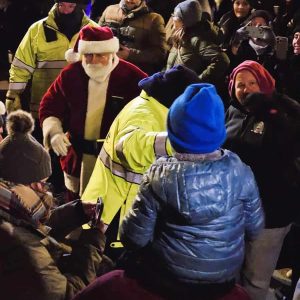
[
  {"x1": 239, "y1": 163, "x2": 265, "y2": 240},
  {"x1": 47, "y1": 200, "x2": 93, "y2": 240},
  {"x1": 6, "y1": 24, "x2": 38, "y2": 113},
  {"x1": 196, "y1": 39, "x2": 230, "y2": 83},
  {"x1": 24, "y1": 223, "x2": 105, "y2": 300},
  {"x1": 39, "y1": 69, "x2": 72, "y2": 155},
  {"x1": 120, "y1": 169, "x2": 160, "y2": 250}
]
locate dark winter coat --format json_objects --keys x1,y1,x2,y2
[
  {"x1": 0, "y1": 180, "x2": 106, "y2": 300},
  {"x1": 166, "y1": 22, "x2": 230, "y2": 87},
  {"x1": 225, "y1": 92, "x2": 300, "y2": 227},
  {"x1": 218, "y1": 10, "x2": 250, "y2": 51}
]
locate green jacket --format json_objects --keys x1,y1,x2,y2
[
  {"x1": 8, "y1": 4, "x2": 96, "y2": 118},
  {"x1": 82, "y1": 91, "x2": 172, "y2": 248},
  {"x1": 166, "y1": 22, "x2": 229, "y2": 85}
]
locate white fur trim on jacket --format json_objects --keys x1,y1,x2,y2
[
  {"x1": 42, "y1": 116, "x2": 64, "y2": 149},
  {"x1": 78, "y1": 37, "x2": 119, "y2": 54},
  {"x1": 64, "y1": 172, "x2": 80, "y2": 194}
]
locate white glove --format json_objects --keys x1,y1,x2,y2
[{"x1": 50, "y1": 133, "x2": 71, "y2": 156}]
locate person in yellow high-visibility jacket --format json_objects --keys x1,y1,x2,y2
[
  {"x1": 6, "y1": 1, "x2": 96, "y2": 121},
  {"x1": 82, "y1": 64, "x2": 200, "y2": 258}
]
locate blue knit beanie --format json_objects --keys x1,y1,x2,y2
[
  {"x1": 138, "y1": 65, "x2": 200, "y2": 108},
  {"x1": 167, "y1": 83, "x2": 226, "y2": 154},
  {"x1": 174, "y1": 0, "x2": 202, "y2": 28}
]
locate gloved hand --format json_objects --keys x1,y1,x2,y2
[
  {"x1": 50, "y1": 133, "x2": 71, "y2": 156},
  {"x1": 259, "y1": 26, "x2": 276, "y2": 46},
  {"x1": 231, "y1": 26, "x2": 250, "y2": 47},
  {"x1": 5, "y1": 95, "x2": 21, "y2": 114}
]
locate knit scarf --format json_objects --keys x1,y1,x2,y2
[{"x1": 0, "y1": 179, "x2": 53, "y2": 227}]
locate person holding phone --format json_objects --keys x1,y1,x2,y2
[
  {"x1": 229, "y1": 10, "x2": 278, "y2": 76},
  {"x1": 0, "y1": 110, "x2": 110, "y2": 300}
]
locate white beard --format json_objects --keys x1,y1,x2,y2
[{"x1": 82, "y1": 54, "x2": 119, "y2": 83}]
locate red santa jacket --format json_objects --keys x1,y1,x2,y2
[{"x1": 39, "y1": 59, "x2": 147, "y2": 177}]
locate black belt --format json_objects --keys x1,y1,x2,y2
[{"x1": 70, "y1": 136, "x2": 103, "y2": 156}]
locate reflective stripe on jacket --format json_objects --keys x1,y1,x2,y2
[{"x1": 82, "y1": 91, "x2": 172, "y2": 244}]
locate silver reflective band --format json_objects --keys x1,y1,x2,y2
[
  {"x1": 99, "y1": 148, "x2": 143, "y2": 185},
  {"x1": 36, "y1": 60, "x2": 67, "y2": 69},
  {"x1": 8, "y1": 82, "x2": 27, "y2": 91},
  {"x1": 12, "y1": 57, "x2": 35, "y2": 73},
  {"x1": 154, "y1": 132, "x2": 168, "y2": 157}
]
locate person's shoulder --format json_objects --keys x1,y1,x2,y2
[
  {"x1": 221, "y1": 149, "x2": 251, "y2": 173},
  {"x1": 103, "y1": 3, "x2": 120, "y2": 14},
  {"x1": 26, "y1": 17, "x2": 47, "y2": 32},
  {"x1": 146, "y1": 11, "x2": 165, "y2": 22},
  {"x1": 219, "y1": 10, "x2": 234, "y2": 25}
]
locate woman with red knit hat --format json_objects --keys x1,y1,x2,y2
[{"x1": 225, "y1": 60, "x2": 300, "y2": 300}]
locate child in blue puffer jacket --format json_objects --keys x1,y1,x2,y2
[{"x1": 118, "y1": 83, "x2": 265, "y2": 299}]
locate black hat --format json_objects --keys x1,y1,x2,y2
[
  {"x1": 0, "y1": 110, "x2": 51, "y2": 184},
  {"x1": 138, "y1": 65, "x2": 200, "y2": 108},
  {"x1": 244, "y1": 9, "x2": 273, "y2": 26}
]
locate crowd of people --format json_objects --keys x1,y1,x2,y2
[{"x1": 0, "y1": 0, "x2": 300, "y2": 299}]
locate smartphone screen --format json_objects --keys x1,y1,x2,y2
[{"x1": 90, "y1": 197, "x2": 104, "y2": 228}]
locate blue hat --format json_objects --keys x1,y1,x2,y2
[
  {"x1": 138, "y1": 65, "x2": 200, "y2": 108},
  {"x1": 167, "y1": 83, "x2": 226, "y2": 154}
]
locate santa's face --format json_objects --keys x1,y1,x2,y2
[
  {"x1": 82, "y1": 53, "x2": 117, "y2": 83},
  {"x1": 82, "y1": 53, "x2": 111, "y2": 65}
]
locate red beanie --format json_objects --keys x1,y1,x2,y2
[{"x1": 228, "y1": 60, "x2": 275, "y2": 97}]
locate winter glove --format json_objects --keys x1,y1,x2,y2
[
  {"x1": 231, "y1": 25, "x2": 250, "y2": 47},
  {"x1": 5, "y1": 95, "x2": 21, "y2": 114},
  {"x1": 50, "y1": 132, "x2": 71, "y2": 156},
  {"x1": 259, "y1": 26, "x2": 276, "y2": 47}
]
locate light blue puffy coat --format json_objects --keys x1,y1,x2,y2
[{"x1": 120, "y1": 149, "x2": 264, "y2": 283}]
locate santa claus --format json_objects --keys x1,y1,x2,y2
[{"x1": 39, "y1": 25, "x2": 147, "y2": 197}]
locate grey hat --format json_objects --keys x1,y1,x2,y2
[
  {"x1": 174, "y1": 0, "x2": 202, "y2": 28},
  {"x1": 0, "y1": 110, "x2": 51, "y2": 184}
]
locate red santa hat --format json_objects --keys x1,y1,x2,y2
[{"x1": 65, "y1": 25, "x2": 119, "y2": 63}]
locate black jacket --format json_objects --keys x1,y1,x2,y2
[{"x1": 225, "y1": 92, "x2": 300, "y2": 227}]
